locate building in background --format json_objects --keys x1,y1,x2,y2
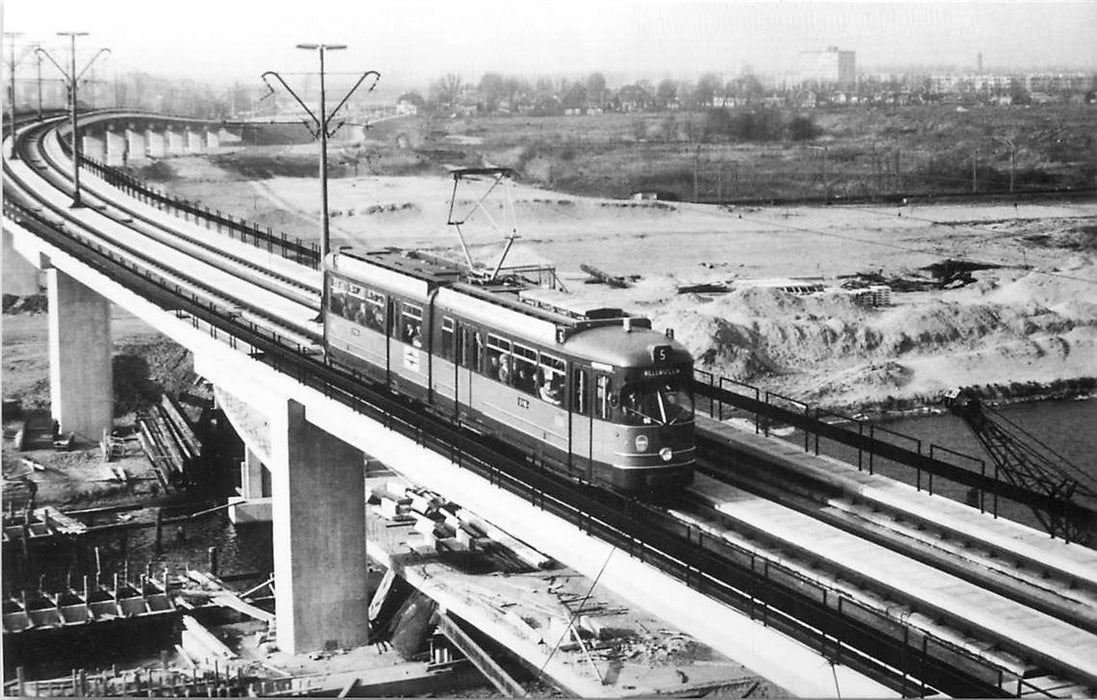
[{"x1": 798, "y1": 47, "x2": 857, "y2": 87}]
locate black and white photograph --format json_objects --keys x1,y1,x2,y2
[{"x1": 2, "y1": 0, "x2": 1096, "y2": 696}]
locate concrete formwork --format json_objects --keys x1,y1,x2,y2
[
  {"x1": 46, "y1": 268, "x2": 113, "y2": 440},
  {"x1": 229, "y1": 446, "x2": 272, "y2": 524}
]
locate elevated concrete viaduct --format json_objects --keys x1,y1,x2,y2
[{"x1": 2, "y1": 114, "x2": 895, "y2": 696}]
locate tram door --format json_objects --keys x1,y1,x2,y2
[
  {"x1": 385, "y1": 298, "x2": 397, "y2": 387},
  {"x1": 455, "y1": 326, "x2": 475, "y2": 418},
  {"x1": 570, "y1": 366, "x2": 595, "y2": 482}
]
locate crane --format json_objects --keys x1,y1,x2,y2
[{"x1": 945, "y1": 389, "x2": 1097, "y2": 543}]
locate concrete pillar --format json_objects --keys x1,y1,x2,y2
[
  {"x1": 145, "y1": 129, "x2": 166, "y2": 158},
  {"x1": 105, "y1": 130, "x2": 127, "y2": 167},
  {"x1": 229, "y1": 447, "x2": 272, "y2": 524},
  {"x1": 125, "y1": 130, "x2": 147, "y2": 163},
  {"x1": 205, "y1": 129, "x2": 220, "y2": 154},
  {"x1": 186, "y1": 129, "x2": 204, "y2": 154},
  {"x1": 165, "y1": 128, "x2": 184, "y2": 155},
  {"x1": 2, "y1": 227, "x2": 41, "y2": 295},
  {"x1": 81, "y1": 134, "x2": 106, "y2": 162},
  {"x1": 270, "y1": 400, "x2": 368, "y2": 654},
  {"x1": 46, "y1": 268, "x2": 113, "y2": 440}
]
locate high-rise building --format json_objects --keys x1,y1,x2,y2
[{"x1": 798, "y1": 47, "x2": 857, "y2": 86}]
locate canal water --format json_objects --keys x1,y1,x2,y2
[{"x1": 881, "y1": 397, "x2": 1097, "y2": 480}]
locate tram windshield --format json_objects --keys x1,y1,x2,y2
[{"x1": 619, "y1": 380, "x2": 694, "y2": 426}]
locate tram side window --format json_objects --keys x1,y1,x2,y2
[
  {"x1": 538, "y1": 353, "x2": 565, "y2": 406},
  {"x1": 595, "y1": 375, "x2": 611, "y2": 420},
  {"x1": 441, "y1": 317, "x2": 455, "y2": 359},
  {"x1": 345, "y1": 284, "x2": 367, "y2": 324},
  {"x1": 573, "y1": 369, "x2": 588, "y2": 415},
  {"x1": 402, "y1": 303, "x2": 423, "y2": 348},
  {"x1": 512, "y1": 343, "x2": 538, "y2": 395},
  {"x1": 328, "y1": 278, "x2": 347, "y2": 317},
  {"x1": 486, "y1": 334, "x2": 512, "y2": 384},
  {"x1": 363, "y1": 290, "x2": 385, "y2": 332}
]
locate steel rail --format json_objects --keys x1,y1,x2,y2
[
  {"x1": 36, "y1": 126, "x2": 319, "y2": 308},
  {"x1": 7, "y1": 116, "x2": 1063, "y2": 697}
]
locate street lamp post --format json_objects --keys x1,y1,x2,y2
[{"x1": 36, "y1": 33, "x2": 110, "y2": 207}]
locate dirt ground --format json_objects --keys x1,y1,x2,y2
[{"x1": 165, "y1": 156, "x2": 1097, "y2": 414}]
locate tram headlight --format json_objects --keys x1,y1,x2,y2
[
  {"x1": 635, "y1": 435, "x2": 649, "y2": 452},
  {"x1": 659, "y1": 447, "x2": 674, "y2": 462}
]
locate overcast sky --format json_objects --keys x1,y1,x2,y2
[{"x1": 5, "y1": 0, "x2": 1096, "y2": 88}]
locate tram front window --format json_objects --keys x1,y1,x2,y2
[{"x1": 620, "y1": 381, "x2": 694, "y2": 426}]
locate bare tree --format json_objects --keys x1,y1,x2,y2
[{"x1": 432, "y1": 72, "x2": 463, "y2": 108}]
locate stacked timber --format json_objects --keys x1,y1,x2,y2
[{"x1": 135, "y1": 396, "x2": 202, "y2": 490}]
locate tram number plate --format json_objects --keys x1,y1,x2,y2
[{"x1": 517, "y1": 397, "x2": 530, "y2": 409}]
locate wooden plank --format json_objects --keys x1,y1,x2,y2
[{"x1": 434, "y1": 610, "x2": 526, "y2": 697}]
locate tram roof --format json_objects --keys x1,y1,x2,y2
[{"x1": 332, "y1": 248, "x2": 636, "y2": 331}]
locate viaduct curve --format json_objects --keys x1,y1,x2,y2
[{"x1": 2, "y1": 112, "x2": 892, "y2": 697}]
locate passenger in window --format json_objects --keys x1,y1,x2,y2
[
  {"x1": 540, "y1": 376, "x2": 563, "y2": 405},
  {"x1": 411, "y1": 327, "x2": 422, "y2": 348},
  {"x1": 497, "y1": 356, "x2": 511, "y2": 384}
]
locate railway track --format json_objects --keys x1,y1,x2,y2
[
  {"x1": 6, "y1": 113, "x2": 1097, "y2": 697},
  {"x1": 5, "y1": 120, "x2": 319, "y2": 349},
  {"x1": 681, "y1": 419, "x2": 1097, "y2": 696}
]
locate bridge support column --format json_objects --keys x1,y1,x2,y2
[
  {"x1": 205, "y1": 129, "x2": 220, "y2": 154},
  {"x1": 146, "y1": 130, "x2": 166, "y2": 158},
  {"x1": 165, "y1": 128, "x2": 184, "y2": 155},
  {"x1": 105, "y1": 130, "x2": 127, "y2": 167},
  {"x1": 2, "y1": 227, "x2": 41, "y2": 295},
  {"x1": 81, "y1": 134, "x2": 106, "y2": 162},
  {"x1": 228, "y1": 447, "x2": 272, "y2": 524},
  {"x1": 126, "y1": 130, "x2": 147, "y2": 163},
  {"x1": 270, "y1": 399, "x2": 368, "y2": 654},
  {"x1": 186, "y1": 129, "x2": 204, "y2": 154},
  {"x1": 46, "y1": 268, "x2": 113, "y2": 440}
]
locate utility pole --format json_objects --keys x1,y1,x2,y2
[
  {"x1": 972, "y1": 147, "x2": 978, "y2": 193},
  {"x1": 34, "y1": 43, "x2": 44, "y2": 119},
  {"x1": 261, "y1": 44, "x2": 379, "y2": 339},
  {"x1": 262, "y1": 46, "x2": 378, "y2": 264},
  {"x1": 36, "y1": 33, "x2": 111, "y2": 207},
  {"x1": 5, "y1": 32, "x2": 23, "y2": 161},
  {"x1": 991, "y1": 136, "x2": 1016, "y2": 193}
]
